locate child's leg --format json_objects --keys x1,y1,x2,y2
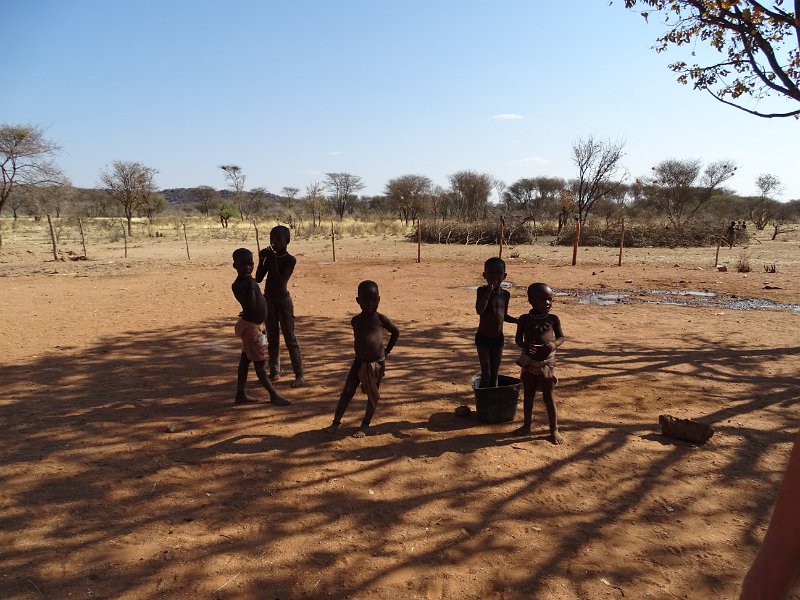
[
  {"x1": 253, "y1": 360, "x2": 290, "y2": 405},
  {"x1": 488, "y1": 346, "x2": 503, "y2": 388},
  {"x1": 324, "y1": 361, "x2": 360, "y2": 433},
  {"x1": 235, "y1": 352, "x2": 258, "y2": 403},
  {"x1": 353, "y1": 362, "x2": 381, "y2": 438},
  {"x1": 265, "y1": 301, "x2": 281, "y2": 379},
  {"x1": 278, "y1": 299, "x2": 304, "y2": 387},
  {"x1": 477, "y1": 345, "x2": 492, "y2": 388},
  {"x1": 514, "y1": 370, "x2": 537, "y2": 435},
  {"x1": 541, "y1": 381, "x2": 563, "y2": 444}
]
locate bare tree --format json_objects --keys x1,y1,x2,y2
[
  {"x1": 385, "y1": 174, "x2": 433, "y2": 225},
  {"x1": 190, "y1": 185, "x2": 219, "y2": 216},
  {"x1": 504, "y1": 176, "x2": 566, "y2": 227},
  {"x1": 304, "y1": 181, "x2": 326, "y2": 227},
  {"x1": 571, "y1": 137, "x2": 626, "y2": 224},
  {"x1": 749, "y1": 173, "x2": 783, "y2": 230},
  {"x1": 219, "y1": 164, "x2": 246, "y2": 220},
  {"x1": 281, "y1": 186, "x2": 300, "y2": 201},
  {"x1": 643, "y1": 158, "x2": 737, "y2": 227},
  {"x1": 448, "y1": 170, "x2": 493, "y2": 221},
  {"x1": 99, "y1": 161, "x2": 158, "y2": 235},
  {"x1": 20, "y1": 183, "x2": 71, "y2": 221},
  {"x1": 324, "y1": 172, "x2": 365, "y2": 219},
  {"x1": 771, "y1": 200, "x2": 799, "y2": 239},
  {"x1": 1, "y1": 124, "x2": 63, "y2": 216},
  {"x1": 624, "y1": 0, "x2": 800, "y2": 118},
  {"x1": 246, "y1": 187, "x2": 268, "y2": 217}
]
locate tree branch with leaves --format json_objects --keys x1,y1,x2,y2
[
  {"x1": 1, "y1": 124, "x2": 64, "y2": 216},
  {"x1": 623, "y1": 0, "x2": 800, "y2": 118}
]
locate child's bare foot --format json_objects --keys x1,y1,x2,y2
[
  {"x1": 268, "y1": 371, "x2": 280, "y2": 382},
  {"x1": 234, "y1": 395, "x2": 259, "y2": 404},
  {"x1": 323, "y1": 422, "x2": 340, "y2": 434},
  {"x1": 512, "y1": 423, "x2": 532, "y2": 436},
  {"x1": 269, "y1": 395, "x2": 290, "y2": 406},
  {"x1": 351, "y1": 428, "x2": 368, "y2": 438},
  {"x1": 550, "y1": 429, "x2": 563, "y2": 445},
  {"x1": 290, "y1": 376, "x2": 305, "y2": 388}
]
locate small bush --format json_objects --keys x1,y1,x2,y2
[
  {"x1": 736, "y1": 250, "x2": 751, "y2": 273},
  {"x1": 764, "y1": 262, "x2": 777, "y2": 273}
]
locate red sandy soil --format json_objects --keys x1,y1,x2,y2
[{"x1": 1, "y1": 229, "x2": 799, "y2": 599}]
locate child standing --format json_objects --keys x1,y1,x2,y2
[
  {"x1": 475, "y1": 257, "x2": 518, "y2": 388},
  {"x1": 256, "y1": 225, "x2": 304, "y2": 388},
  {"x1": 514, "y1": 282, "x2": 564, "y2": 444},
  {"x1": 324, "y1": 280, "x2": 399, "y2": 438},
  {"x1": 231, "y1": 248, "x2": 289, "y2": 406}
]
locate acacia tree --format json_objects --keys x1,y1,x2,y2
[
  {"x1": 281, "y1": 186, "x2": 300, "y2": 201},
  {"x1": 748, "y1": 173, "x2": 783, "y2": 229},
  {"x1": 643, "y1": 158, "x2": 737, "y2": 227},
  {"x1": 324, "y1": 172, "x2": 365, "y2": 219},
  {"x1": 571, "y1": 137, "x2": 626, "y2": 224},
  {"x1": 191, "y1": 185, "x2": 219, "y2": 216},
  {"x1": 623, "y1": 0, "x2": 800, "y2": 118},
  {"x1": 771, "y1": 200, "x2": 799, "y2": 239},
  {"x1": 19, "y1": 183, "x2": 72, "y2": 221},
  {"x1": 448, "y1": 170, "x2": 493, "y2": 221},
  {"x1": 219, "y1": 164, "x2": 246, "y2": 220},
  {"x1": 503, "y1": 176, "x2": 566, "y2": 226},
  {"x1": 99, "y1": 161, "x2": 158, "y2": 235},
  {"x1": 1, "y1": 124, "x2": 63, "y2": 216},
  {"x1": 246, "y1": 187, "x2": 268, "y2": 217},
  {"x1": 385, "y1": 174, "x2": 433, "y2": 225},
  {"x1": 304, "y1": 182, "x2": 326, "y2": 227}
]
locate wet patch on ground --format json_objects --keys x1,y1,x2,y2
[{"x1": 554, "y1": 288, "x2": 800, "y2": 312}]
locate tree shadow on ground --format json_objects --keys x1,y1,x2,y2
[{"x1": 1, "y1": 315, "x2": 798, "y2": 598}]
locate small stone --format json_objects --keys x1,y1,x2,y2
[
  {"x1": 624, "y1": 279, "x2": 633, "y2": 284},
  {"x1": 164, "y1": 423, "x2": 176, "y2": 433},
  {"x1": 716, "y1": 265, "x2": 728, "y2": 272}
]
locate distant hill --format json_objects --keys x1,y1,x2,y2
[{"x1": 160, "y1": 188, "x2": 283, "y2": 207}]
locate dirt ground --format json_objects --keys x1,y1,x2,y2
[{"x1": 1, "y1": 222, "x2": 799, "y2": 599}]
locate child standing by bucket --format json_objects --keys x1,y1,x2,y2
[
  {"x1": 514, "y1": 282, "x2": 564, "y2": 444},
  {"x1": 475, "y1": 257, "x2": 518, "y2": 388}
]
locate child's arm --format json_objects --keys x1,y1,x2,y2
[
  {"x1": 475, "y1": 284, "x2": 495, "y2": 315},
  {"x1": 740, "y1": 433, "x2": 800, "y2": 599},
  {"x1": 255, "y1": 248, "x2": 270, "y2": 283},
  {"x1": 545, "y1": 315, "x2": 565, "y2": 353},
  {"x1": 514, "y1": 316, "x2": 526, "y2": 349},
  {"x1": 502, "y1": 290, "x2": 518, "y2": 324},
  {"x1": 380, "y1": 314, "x2": 400, "y2": 356}
]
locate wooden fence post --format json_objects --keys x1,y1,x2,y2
[
  {"x1": 46, "y1": 214, "x2": 59, "y2": 261},
  {"x1": 254, "y1": 220, "x2": 260, "y2": 253},
  {"x1": 499, "y1": 216, "x2": 505, "y2": 258},
  {"x1": 122, "y1": 220, "x2": 128, "y2": 258},
  {"x1": 571, "y1": 216, "x2": 581, "y2": 266},
  {"x1": 618, "y1": 217, "x2": 625, "y2": 267},
  {"x1": 417, "y1": 218, "x2": 421, "y2": 263},
  {"x1": 182, "y1": 221, "x2": 191, "y2": 261},
  {"x1": 714, "y1": 222, "x2": 725, "y2": 267},
  {"x1": 78, "y1": 217, "x2": 88, "y2": 258},
  {"x1": 331, "y1": 221, "x2": 336, "y2": 262}
]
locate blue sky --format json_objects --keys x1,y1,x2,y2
[{"x1": 4, "y1": 1, "x2": 799, "y2": 199}]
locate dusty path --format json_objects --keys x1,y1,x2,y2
[{"x1": 1, "y1": 229, "x2": 799, "y2": 599}]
